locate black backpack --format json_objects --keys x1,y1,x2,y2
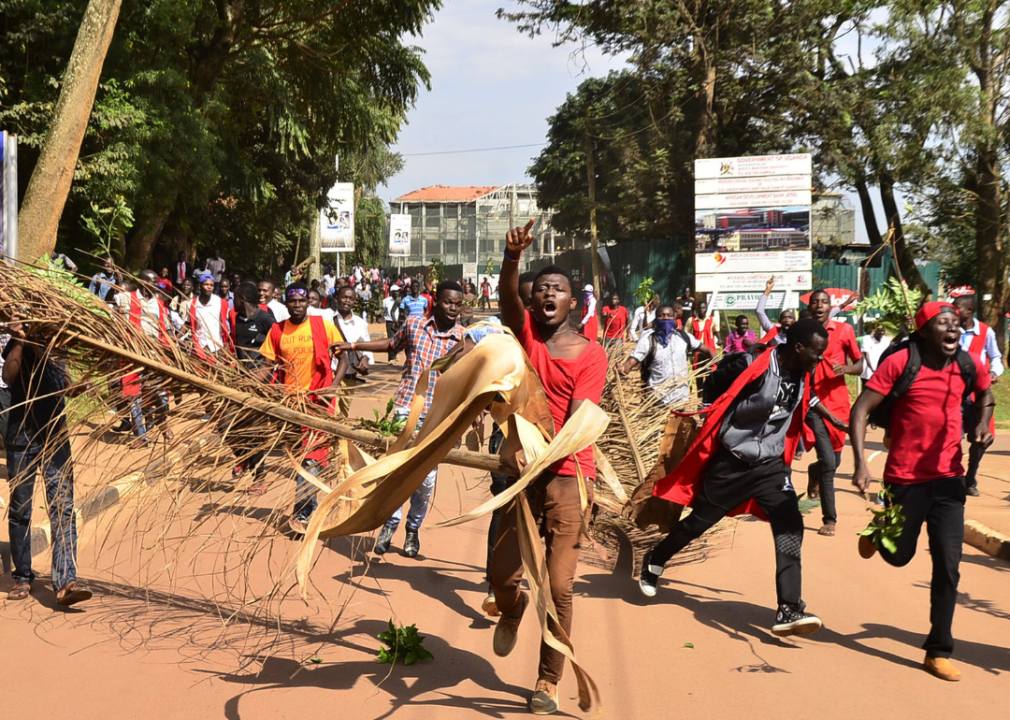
[
  {"x1": 868, "y1": 337, "x2": 976, "y2": 430},
  {"x1": 640, "y1": 328, "x2": 693, "y2": 385}
]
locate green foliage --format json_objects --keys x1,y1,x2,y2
[
  {"x1": 360, "y1": 398, "x2": 407, "y2": 437},
  {"x1": 80, "y1": 197, "x2": 134, "y2": 261},
  {"x1": 376, "y1": 619, "x2": 434, "y2": 666},
  {"x1": 853, "y1": 277, "x2": 924, "y2": 335},
  {"x1": 634, "y1": 278, "x2": 655, "y2": 308},
  {"x1": 428, "y1": 258, "x2": 445, "y2": 284},
  {"x1": 859, "y1": 484, "x2": 906, "y2": 555}
]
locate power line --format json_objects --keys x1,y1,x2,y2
[{"x1": 401, "y1": 143, "x2": 546, "y2": 157}]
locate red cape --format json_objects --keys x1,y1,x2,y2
[{"x1": 653, "y1": 347, "x2": 811, "y2": 520}]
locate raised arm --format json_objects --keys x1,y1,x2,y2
[
  {"x1": 756, "y1": 277, "x2": 775, "y2": 332},
  {"x1": 500, "y1": 219, "x2": 536, "y2": 335}
]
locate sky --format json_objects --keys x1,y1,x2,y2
[
  {"x1": 382, "y1": 0, "x2": 628, "y2": 201},
  {"x1": 383, "y1": 0, "x2": 892, "y2": 243}
]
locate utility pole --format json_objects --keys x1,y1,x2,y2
[{"x1": 584, "y1": 111, "x2": 601, "y2": 301}]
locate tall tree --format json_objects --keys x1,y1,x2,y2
[{"x1": 16, "y1": 0, "x2": 123, "y2": 262}]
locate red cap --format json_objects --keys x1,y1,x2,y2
[{"x1": 915, "y1": 301, "x2": 957, "y2": 330}]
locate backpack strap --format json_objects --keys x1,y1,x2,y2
[{"x1": 954, "y1": 348, "x2": 977, "y2": 404}]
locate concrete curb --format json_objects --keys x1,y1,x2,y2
[{"x1": 964, "y1": 519, "x2": 1010, "y2": 562}]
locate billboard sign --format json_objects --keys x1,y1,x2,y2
[
  {"x1": 709, "y1": 291, "x2": 799, "y2": 311},
  {"x1": 320, "y1": 182, "x2": 355, "y2": 252},
  {"x1": 694, "y1": 153, "x2": 812, "y2": 293},
  {"x1": 388, "y1": 213, "x2": 411, "y2": 256}
]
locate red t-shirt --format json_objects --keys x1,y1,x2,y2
[
  {"x1": 518, "y1": 310, "x2": 608, "y2": 479},
  {"x1": 867, "y1": 349, "x2": 990, "y2": 483},
  {"x1": 601, "y1": 305, "x2": 629, "y2": 339}
]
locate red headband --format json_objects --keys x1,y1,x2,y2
[{"x1": 914, "y1": 301, "x2": 957, "y2": 329}]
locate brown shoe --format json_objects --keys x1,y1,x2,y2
[
  {"x1": 858, "y1": 534, "x2": 878, "y2": 559},
  {"x1": 493, "y1": 591, "x2": 528, "y2": 657},
  {"x1": 530, "y1": 678, "x2": 559, "y2": 715},
  {"x1": 923, "y1": 655, "x2": 961, "y2": 682},
  {"x1": 55, "y1": 581, "x2": 93, "y2": 606}
]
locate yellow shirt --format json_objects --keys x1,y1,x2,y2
[{"x1": 258, "y1": 318, "x2": 343, "y2": 391}]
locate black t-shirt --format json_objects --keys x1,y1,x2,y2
[
  {"x1": 233, "y1": 308, "x2": 275, "y2": 366},
  {"x1": 3, "y1": 341, "x2": 68, "y2": 446}
]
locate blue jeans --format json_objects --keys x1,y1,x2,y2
[
  {"x1": 7, "y1": 438, "x2": 78, "y2": 589},
  {"x1": 130, "y1": 378, "x2": 170, "y2": 439},
  {"x1": 385, "y1": 409, "x2": 437, "y2": 532},
  {"x1": 293, "y1": 460, "x2": 322, "y2": 521}
]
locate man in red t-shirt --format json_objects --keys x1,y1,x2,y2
[
  {"x1": 851, "y1": 301, "x2": 993, "y2": 683},
  {"x1": 601, "y1": 293, "x2": 629, "y2": 355},
  {"x1": 804, "y1": 289, "x2": 863, "y2": 536},
  {"x1": 489, "y1": 219, "x2": 608, "y2": 715}
]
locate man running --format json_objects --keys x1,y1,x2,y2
[
  {"x1": 489, "y1": 219, "x2": 608, "y2": 715},
  {"x1": 579, "y1": 284, "x2": 598, "y2": 342},
  {"x1": 851, "y1": 301, "x2": 993, "y2": 682},
  {"x1": 805, "y1": 289, "x2": 863, "y2": 536},
  {"x1": 400, "y1": 280, "x2": 429, "y2": 318},
  {"x1": 952, "y1": 294, "x2": 1002, "y2": 496},
  {"x1": 601, "y1": 293, "x2": 629, "y2": 354},
  {"x1": 256, "y1": 282, "x2": 348, "y2": 532},
  {"x1": 189, "y1": 273, "x2": 231, "y2": 359},
  {"x1": 640, "y1": 319, "x2": 845, "y2": 638},
  {"x1": 334, "y1": 281, "x2": 465, "y2": 558},
  {"x1": 333, "y1": 285, "x2": 373, "y2": 418}
]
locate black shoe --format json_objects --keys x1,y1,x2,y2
[
  {"x1": 966, "y1": 484, "x2": 980, "y2": 497},
  {"x1": 772, "y1": 602, "x2": 822, "y2": 637},
  {"x1": 403, "y1": 529, "x2": 420, "y2": 558},
  {"x1": 639, "y1": 551, "x2": 663, "y2": 598},
  {"x1": 373, "y1": 525, "x2": 395, "y2": 555}
]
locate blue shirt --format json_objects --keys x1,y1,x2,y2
[
  {"x1": 959, "y1": 318, "x2": 1004, "y2": 376},
  {"x1": 400, "y1": 294, "x2": 429, "y2": 317}
]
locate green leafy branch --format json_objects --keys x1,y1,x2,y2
[
  {"x1": 852, "y1": 277, "x2": 923, "y2": 336},
  {"x1": 360, "y1": 398, "x2": 407, "y2": 437},
  {"x1": 376, "y1": 619, "x2": 434, "y2": 666},
  {"x1": 80, "y1": 196, "x2": 134, "y2": 261},
  {"x1": 634, "y1": 277, "x2": 655, "y2": 308},
  {"x1": 859, "y1": 484, "x2": 905, "y2": 554}
]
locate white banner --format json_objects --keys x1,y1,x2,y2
[
  {"x1": 695, "y1": 153, "x2": 812, "y2": 180},
  {"x1": 695, "y1": 174, "x2": 811, "y2": 196},
  {"x1": 695, "y1": 190, "x2": 812, "y2": 210},
  {"x1": 695, "y1": 250, "x2": 812, "y2": 274},
  {"x1": 709, "y1": 291, "x2": 799, "y2": 311},
  {"x1": 320, "y1": 182, "x2": 355, "y2": 252},
  {"x1": 696, "y1": 271, "x2": 812, "y2": 293},
  {"x1": 388, "y1": 213, "x2": 411, "y2": 256},
  {"x1": 462, "y1": 262, "x2": 478, "y2": 281}
]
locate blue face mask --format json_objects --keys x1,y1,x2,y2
[{"x1": 654, "y1": 318, "x2": 676, "y2": 347}]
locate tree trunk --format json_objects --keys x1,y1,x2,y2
[
  {"x1": 878, "y1": 172, "x2": 928, "y2": 295},
  {"x1": 854, "y1": 175, "x2": 883, "y2": 246},
  {"x1": 975, "y1": 147, "x2": 1004, "y2": 334},
  {"x1": 124, "y1": 0, "x2": 245, "y2": 269},
  {"x1": 693, "y1": 46, "x2": 716, "y2": 159},
  {"x1": 17, "y1": 0, "x2": 124, "y2": 262}
]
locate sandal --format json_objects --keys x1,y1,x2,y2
[
  {"x1": 232, "y1": 463, "x2": 247, "y2": 480},
  {"x1": 818, "y1": 523, "x2": 836, "y2": 537},
  {"x1": 55, "y1": 581, "x2": 93, "y2": 606},
  {"x1": 7, "y1": 580, "x2": 31, "y2": 601}
]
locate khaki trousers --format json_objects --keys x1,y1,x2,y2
[{"x1": 490, "y1": 472, "x2": 592, "y2": 684}]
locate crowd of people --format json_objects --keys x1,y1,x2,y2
[{"x1": 0, "y1": 237, "x2": 1001, "y2": 712}]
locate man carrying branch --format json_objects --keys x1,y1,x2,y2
[{"x1": 488, "y1": 219, "x2": 608, "y2": 715}]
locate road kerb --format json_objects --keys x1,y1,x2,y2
[{"x1": 964, "y1": 519, "x2": 1010, "y2": 562}]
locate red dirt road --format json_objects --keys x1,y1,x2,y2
[{"x1": 2, "y1": 361, "x2": 1008, "y2": 720}]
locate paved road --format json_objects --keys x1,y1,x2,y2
[{"x1": 1, "y1": 361, "x2": 1008, "y2": 720}]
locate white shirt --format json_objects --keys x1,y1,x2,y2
[
  {"x1": 308, "y1": 306, "x2": 336, "y2": 324},
  {"x1": 630, "y1": 306, "x2": 656, "y2": 341},
  {"x1": 193, "y1": 294, "x2": 226, "y2": 351},
  {"x1": 336, "y1": 313, "x2": 374, "y2": 366},
  {"x1": 382, "y1": 296, "x2": 398, "y2": 322},
  {"x1": 322, "y1": 273, "x2": 336, "y2": 296},
  {"x1": 959, "y1": 318, "x2": 1005, "y2": 376},
  {"x1": 268, "y1": 299, "x2": 290, "y2": 323},
  {"x1": 859, "y1": 334, "x2": 891, "y2": 380},
  {"x1": 631, "y1": 328, "x2": 702, "y2": 406},
  {"x1": 581, "y1": 295, "x2": 597, "y2": 327},
  {"x1": 116, "y1": 291, "x2": 165, "y2": 338}
]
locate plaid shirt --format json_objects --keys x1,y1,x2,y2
[{"x1": 392, "y1": 315, "x2": 464, "y2": 417}]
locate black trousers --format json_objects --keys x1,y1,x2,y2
[
  {"x1": 961, "y1": 399, "x2": 985, "y2": 488},
  {"x1": 651, "y1": 450, "x2": 805, "y2": 607},
  {"x1": 880, "y1": 477, "x2": 965, "y2": 658},
  {"x1": 806, "y1": 412, "x2": 839, "y2": 524},
  {"x1": 385, "y1": 321, "x2": 398, "y2": 362},
  {"x1": 486, "y1": 423, "x2": 511, "y2": 586}
]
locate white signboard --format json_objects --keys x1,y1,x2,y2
[
  {"x1": 695, "y1": 271, "x2": 812, "y2": 293},
  {"x1": 709, "y1": 291, "x2": 799, "y2": 311},
  {"x1": 462, "y1": 262, "x2": 478, "y2": 281},
  {"x1": 695, "y1": 153, "x2": 812, "y2": 180},
  {"x1": 320, "y1": 182, "x2": 355, "y2": 252},
  {"x1": 695, "y1": 190, "x2": 812, "y2": 210},
  {"x1": 695, "y1": 250, "x2": 812, "y2": 274},
  {"x1": 695, "y1": 174, "x2": 810, "y2": 195},
  {"x1": 388, "y1": 213, "x2": 411, "y2": 256}
]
